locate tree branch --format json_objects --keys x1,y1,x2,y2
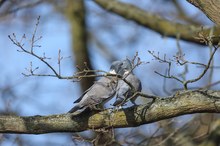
[
  {"x1": 1, "y1": 90, "x2": 220, "y2": 134},
  {"x1": 187, "y1": 0, "x2": 220, "y2": 26},
  {"x1": 94, "y1": 0, "x2": 220, "y2": 45}
]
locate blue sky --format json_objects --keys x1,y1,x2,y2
[{"x1": 0, "y1": 0, "x2": 218, "y2": 145}]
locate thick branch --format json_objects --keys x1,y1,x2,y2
[
  {"x1": 187, "y1": 0, "x2": 220, "y2": 26},
  {"x1": 94, "y1": 0, "x2": 220, "y2": 45},
  {"x1": 1, "y1": 90, "x2": 220, "y2": 134}
]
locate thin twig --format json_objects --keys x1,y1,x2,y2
[
  {"x1": 183, "y1": 45, "x2": 218, "y2": 89},
  {"x1": 58, "y1": 49, "x2": 62, "y2": 76}
]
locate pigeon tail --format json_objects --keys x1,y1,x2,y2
[{"x1": 68, "y1": 105, "x2": 80, "y2": 113}]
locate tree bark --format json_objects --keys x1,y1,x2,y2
[
  {"x1": 0, "y1": 90, "x2": 220, "y2": 134},
  {"x1": 187, "y1": 0, "x2": 220, "y2": 26}
]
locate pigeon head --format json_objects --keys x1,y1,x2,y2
[
  {"x1": 109, "y1": 60, "x2": 123, "y2": 74},
  {"x1": 118, "y1": 59, "x2": 133, "y2": 76}
]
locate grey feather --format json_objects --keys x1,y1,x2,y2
[
  {"x1": 68, "y1": 60, "x2": 123, "y2": 113},
  {"x1": 113, "y1": 73, "x2": 142, "y2": 106},
  {"x1": 113, "y1": 59, "x2": 142, "y2": 106}
]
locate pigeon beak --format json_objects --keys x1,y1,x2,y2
[{"x1": 109, "y1": 69, "x2": 116, "y2": 74}]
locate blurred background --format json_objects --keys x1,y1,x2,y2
[{"x1": 0, "y1": 0, "x2": 219, "y2": 145}]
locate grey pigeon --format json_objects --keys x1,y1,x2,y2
[
  {"x1": 68, "y1": 61, "x2": 123, "y2": 113},
  {"x1": 113, "y1": 59, "x2": 142, "y2": 106}
]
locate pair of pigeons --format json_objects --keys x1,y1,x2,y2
[{"x1": 68, "y1": 59, "x2": 142, "y2": 113}]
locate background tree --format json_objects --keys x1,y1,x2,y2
[{"x1": 0, "y1": 0, "x2": 220, "y2": 145}]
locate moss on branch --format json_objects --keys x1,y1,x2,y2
[{"x1": 0, "y1": 90, "x2": 220, "y2": 134}]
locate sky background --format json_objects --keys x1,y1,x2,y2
[{"x1": 0, "y1": 0, "x2": 218, "y2": 145}]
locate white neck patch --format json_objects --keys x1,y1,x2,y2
[
  {"x1": 109, "y1": 70, "x2": 116, "y2": 74},
  {"x1": 124, "y1": 70, "x2": 130, "y2": 75}
]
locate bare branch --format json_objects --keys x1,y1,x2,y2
[
  {"x1": 0, "y1": 0, "x2": 44, "y2": 18},
  {"x1": 148, "y1": 50, "x2": 184, "y2": 84},
  {"x1": 9, "y1": 32, "x2": 123, "y2": 81},
  {"x1": 94, "y1": 0, "x2": 220, "y2": 45},
  {"x1": 149, "y1": 38, "x2": 219, "y2": 90},
  {"x1": 183, "y1": 46, "x2": 218, "y2": 89},
  {"x1": 58, "y1": 49, "x2": 62, "y2": 76}
]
